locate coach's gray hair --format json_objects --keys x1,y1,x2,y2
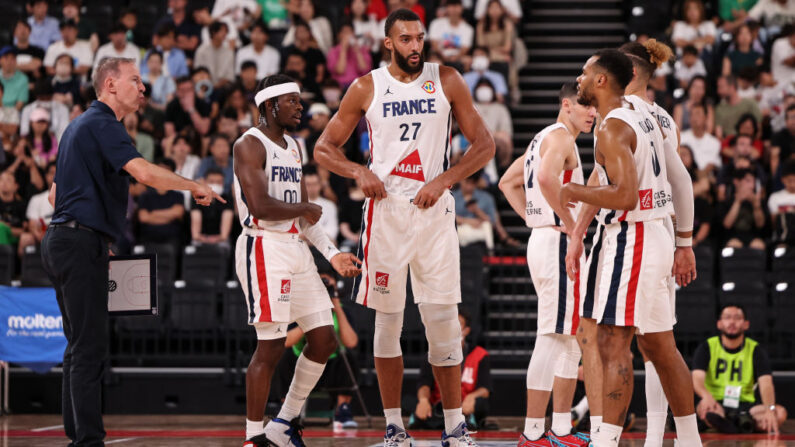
[{"x1": 93, "y1": 57, "x2": 137, "y2": 95}]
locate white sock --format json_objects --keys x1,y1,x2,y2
[
  {"x1": 523, "y1": 417, "x2": 545, "y2": 440},
  {"x1": 552, "y1": 412, "x2": 572, "y2": 436},
  {"x1": 596, "y1": 422, "x2": 623, "y2": 447},
  {"x1": 574, "y1": 396, "x2": 589, "y2": 419},
  {"x1": 443, "y1": 408, "x2": 465, "y2": 434},
  {"x1": 673, "y1": 414, "x2": 702, "y2": 446},
  {"x1": 590, "y1": 415, "x2": 602, "y2": 434},
  {"x1": 644, "y1": 361, "x2": 668, "y2": 447},
  {"x1": 246, "y1": 419, "x2": 265, "y2": 440},
  {"x1": 384, "y1": 408, "x2": 403, "y2": 429},
  {"x1": 277, "y1": 354, "x2": 326, "y2": 421}
]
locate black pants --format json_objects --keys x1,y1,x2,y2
[
  {"x1": 41, "y1": 226, "x2": 109, "y2": 447},
  {"x1": 408, "y1": 397, "x2": 489, "y2": 430}
]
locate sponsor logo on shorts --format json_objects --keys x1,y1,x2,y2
[
  {"x1": 639, "y1": 189, "x2": 653, "y2": 210},
  {"x1": 279, "y1": 279, "x2": 291, "y2": 302},
  {"x1": 374, "y1": 272, "x2": 390, "y2": 294}
]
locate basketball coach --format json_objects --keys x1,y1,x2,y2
[{"x1": 41, "y1": 57, "x2": 223, "y2": 446}]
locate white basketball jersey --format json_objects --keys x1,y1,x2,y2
[
  {"x1": 623, "y1": 95, "x2": 678, "y2": 162},
  {"x1": 233, "y1": 127, "x2": 302, "y2": 233},
  {"x1": 364, "y1": 63, "x2": 453, "y2": 197},
  {"x1": 595, "y1": 107, "x2": 673, "y2": 225},
  {"x1": 523, "y1": 123, "x2": 584, "y2": 228}
]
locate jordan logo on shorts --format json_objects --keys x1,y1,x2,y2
[
  {"x1": 279, "y1": 279, "x2": 291, "y2": 302},
  {"x1": 374, "y1": 272, "x2": 390, "y2": 294}
]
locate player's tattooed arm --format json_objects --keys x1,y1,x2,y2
[
  {"x1": 315, "y1": 75, "x2": 387, "y2": 200},
  {"x1": 560, "y1": 119, "x2": 638, "y2": 211},
  {"x1": 233, "y1": 134, "x2": 321, "y2": 223}
]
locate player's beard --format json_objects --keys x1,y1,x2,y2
[
  {"x1": 394, "y1": 49, "x2": 424, "y2": 74},
  {"x1": 578, "y1": 85, "x2": 595, "y2": 107}
]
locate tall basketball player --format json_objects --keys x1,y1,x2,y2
[
  {"x1": 620, "y1": 40, "x2": 699, "y2": 447},
  {"x1": 561, "y1": 49, "x2": 702, "y2": 447},
  {"x1": 233, "y1": 74, "x2": 362, "y2": 447},
  {"x1": 499, "y1": 82, "x2": 594, "y2": 447},
  {"x1": 314, "y1": 9, "x2": 495, "y2": 447}
]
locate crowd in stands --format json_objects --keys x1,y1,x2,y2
[
  {"x1": 0, "y1": 0, "x2": 523, "y2": 264},
  {"x1": 637, "y1": 0, "x2": 795, "y2": 252}
]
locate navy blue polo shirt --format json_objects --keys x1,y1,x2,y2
[{"x1": 51, "y1": 101, "x2": 142, "y2": 242}]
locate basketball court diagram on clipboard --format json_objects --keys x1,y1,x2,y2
[{"x1": 108, "y1": 254, "x2": 158, "y2": 316}]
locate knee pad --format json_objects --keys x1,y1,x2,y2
[
  {"x1": 418, "y1": 303, "x2": 462, "y2": 367},
  {"x1": 374, "y1": 310, "x2": 403, "y2": 358},
  {"x1": 553, "y1": 337, "x2": 582, "y2": 379},
  {"x1": 526, "y1": 333, "x2": 557, "y2": 391}
]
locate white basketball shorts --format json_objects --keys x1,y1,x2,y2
[
  {"x1": 592, "y1": 218, "x2": 675, "y2": 334},
  {"x1": 527, "y1": 226, "x2": 584, "y2": 335},
  {"x1": 353, "y1": 191, "x2": 461, "y2": 313},
  {"x1": 234, "y1": 228, "x2": 332, "y2": 327}
]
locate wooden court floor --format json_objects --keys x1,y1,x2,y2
[{"x1": 1, "y1": 415, "x2": 794, "y2": 446}]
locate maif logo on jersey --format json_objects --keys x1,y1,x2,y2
[
  {"x1": 422, "y1": 80, "x2": 435, "y2": 94},
  {"x1": 390, "y1": 149, "x2": 425, "y2": 181},
  {"x1": 374, "y1": 272, "x2": 390, "y2": 294},
  {"x1": 279, "y1": 279, "x2": 292, "y2": 302}
]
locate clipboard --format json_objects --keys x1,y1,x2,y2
[{"x1": 108, "y1": 254, "x2": 158, "y2": 316}]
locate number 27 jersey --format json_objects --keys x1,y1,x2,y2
[{"x1": 364, "y1": 63, "x2": 453, "y2": 197}]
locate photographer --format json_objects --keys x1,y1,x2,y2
[{"x1": 692, "y1": 304, "x2": 788, "y2": 434}]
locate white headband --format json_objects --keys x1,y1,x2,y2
[{"x1": 255, "y1": 82, "x2": 301, "y2": 107}]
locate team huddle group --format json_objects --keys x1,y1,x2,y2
[{"x1": 232, "y1": 6, "x2": 746, "y2": 447}]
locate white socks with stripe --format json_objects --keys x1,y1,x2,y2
[
  {"x1": 552, "y1": 412, "x2": 572, "y2": 436},
  {"x1": 277, "y1": 354, "x2": 326, "y2": 421},
  {"x1": 246, "y1": 418, "x2": 265, "y2": 440},
  {"x1": 524, "y1": 417, "x2": 545, "y2": 440},
  {"x1": 644, "y1": 361, "x2": 668, "y2": 447},
  {"x1": 384, "y1": 408, "x2": 404, "y2": 429},
  {"x1": 673, "y1": 414, "x2": 702, "y2": 446},
  {"x1": 443, "y1": 408, "x2": 465, "y2": 434}
]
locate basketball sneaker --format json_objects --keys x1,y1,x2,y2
[
  {"x1": 545, "y1": 430, "x2": 590, "y2": 446},
  {"x1": 441, "y1": 421, "x2": 479, "y2": 446},
  {"x1": 334, "y1": 402, "x2": 358, "y2": 429},
  {"x1": 383, "y1": 423, "x2": 413, "y2": 447},
  {"x1": 517, "y1": 433, "x2": 557, "y2": 446},
  {"x1": 262, "y1": 417, "x2": 306, "y2": 447},
  {"x1": 243, "y1": 432, "x2": 275, "y2": 447}
]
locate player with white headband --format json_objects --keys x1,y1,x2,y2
[{"x1": 233, "y1": 74, "x2": 361, "y2": 447}]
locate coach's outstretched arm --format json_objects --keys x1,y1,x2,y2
[
  {"x1": 233, "y1": 134, "x2": 322, "y2": 224},
  {"x1": 560, "y1": 119, "x2": 638, "y2": 211},
  {"x1": 123, "y1": 158, "x2": 224, "y2": 206},
  {"x1": 412, "y1": 66, "x2": 495, "y2": 209},
  {"x1": 314, "y1": 75, "x2": 389, "y2": 200}
]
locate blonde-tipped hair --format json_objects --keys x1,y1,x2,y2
[{"x1": 642, "y1": 39, "x2": 674, "y2": 69}]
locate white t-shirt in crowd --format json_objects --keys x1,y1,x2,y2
[
  {"x1": 235, "y1": 44, "x2": 280, "y2": 78},
  {"x1": 310, "y1": 196, "x2": 339, "y2": 242},
  {"x1": 681, "y1": 129, "x2": 723, "y2": 170},
  {"x1": 671, "y1": 21, "x2": 717, "y2": 45},
  {"x1": 428, "y1": 17, "x2": 474, "y2": 59},
  {"x1": 768, "y1": 189, "x2": 795, "y2": 215},
  {"x1": 26, "y1": 190, "x2": 54, "y2": 225},
  {"x1": 93, "y1": 42, "x2": 141, "y2": 72},
  {"x1": 674, "y1": 58, "x2": 707, "y2": 85},
  {"x1": 474, "y1": 0, "x2": 522, "y2": 20},
  {"x1": 748, "y1": 0, "x2": 795, "y2": 29},
  {"x1": 771, "y1": 36, "x2": 795, "y2": 83},
  {"x1": 43, "y1": 40, "x2": 94, "y2": 68}
]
